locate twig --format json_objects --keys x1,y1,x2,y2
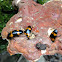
[{"x1": 17, "y1": 55, "x2": 23, "y2": 62}]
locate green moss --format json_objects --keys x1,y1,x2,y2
[
  {"x1": 0, "y1": 0, "x2": 18, "y2": 34},
  {"x1": 37, "y1": 0, "x2": 50, "y2": 4},
  {"x1": 0, "y1": 37, "x2": 8, "y2": 53}
]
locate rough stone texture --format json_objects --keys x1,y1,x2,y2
[{"x1": 1, "y1": 0, "x2": 62, "y2": 62}]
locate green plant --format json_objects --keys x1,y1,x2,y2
[{"x1": 37, "y1": 0, "x2": 50, "y2": 4}]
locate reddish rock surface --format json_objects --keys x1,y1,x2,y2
[{"x1": 1, "y1": 0, "x2": 62, "y2": 61}]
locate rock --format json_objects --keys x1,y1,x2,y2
[
  {"x1": 0, "y1": 51, "x2": 19, "y2": 62},
  {"x1": 1, "y1": 0, "x2": 62, "y2": 61},
  {"x1": 43, "y1": 54, "x2": 62, "y2": 62}
]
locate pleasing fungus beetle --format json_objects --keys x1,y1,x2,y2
[
  {"x1": 7, "y1": 30, "x2": 23, "y2": 39},
  {"x1": 24, "y1": 26, "x2": 32, "y2": 39},
  {"x1": 50, "y1": 29, "x2": 58, "y2": 42}
]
